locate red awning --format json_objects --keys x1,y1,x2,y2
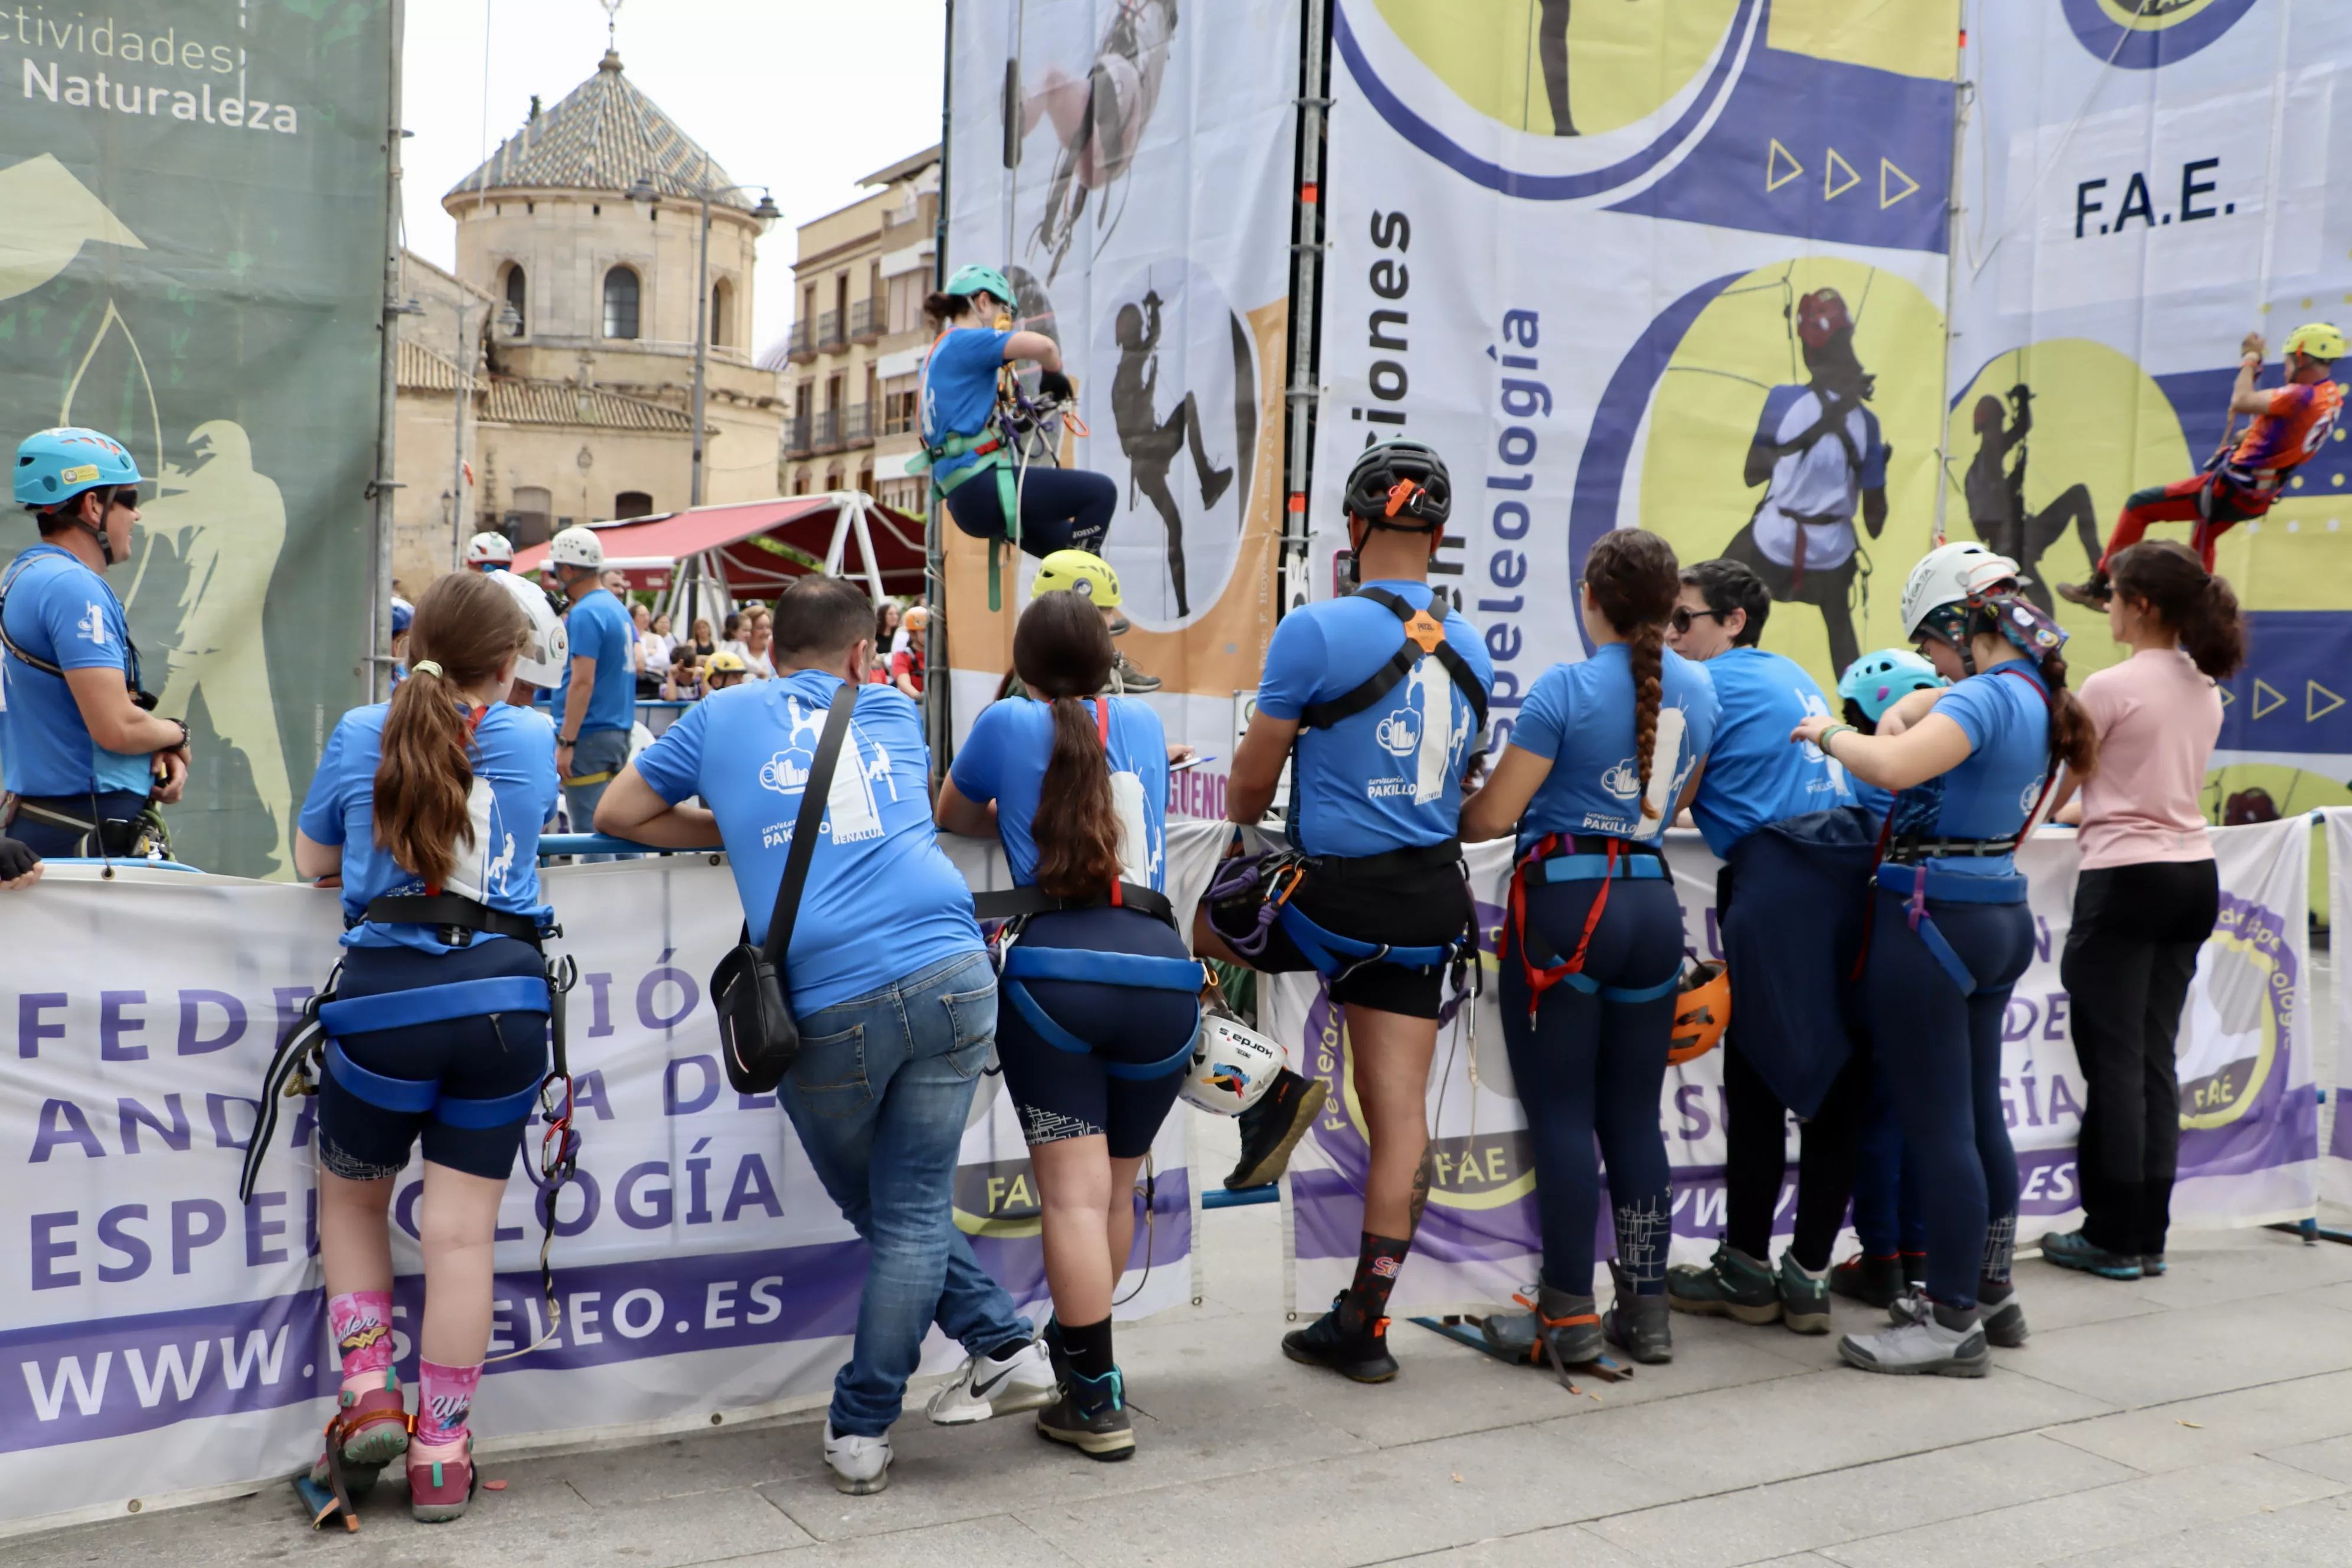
[{"x1": 512, "y1": 496, "x2": 925, "y2": 597}]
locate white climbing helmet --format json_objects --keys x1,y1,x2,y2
[
  {"x1": 1899, "y1": 541, "x2": 2020, "y2": 639},
  {"x1": 487, "y1": 567, "x2": 570, "y2": 688},
  {"x1": 1179, "y1": 1012, "x2": 1285, "y2": 1116},
  {"x1": 548, "y1": 524, "x2": 606, "y2": 571},
  {"x1": 466, "y1": 530, "x2": 515, "y2": 567}
]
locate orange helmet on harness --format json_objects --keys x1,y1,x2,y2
[{"x1": 1668, "y1": 961, "x2": 1729, "y2": 1066}]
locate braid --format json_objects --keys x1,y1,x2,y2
[
  {"x1": 2039, "y1": 652, "x2": 2099, "y2": 782},
  {"x1": 1581, "y1": 528, "x2": 1684, "y2": 819},
  {"x1": 1628, "y1": 621, "x2": 1666, "y2": 817}
]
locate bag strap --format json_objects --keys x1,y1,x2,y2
[{"x1": 760, "y1": 683, "x2": 859, "y2": 965}]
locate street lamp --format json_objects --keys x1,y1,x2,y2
[{"x1": 643, "y1": 156, "x2": 780, "y2": 509}]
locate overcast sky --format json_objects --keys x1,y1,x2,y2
[{"x1": 400, "y1": 0, "x2": 946, "y2": 359}]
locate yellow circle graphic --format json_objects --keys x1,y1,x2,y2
[
  {"x1": 2178, "y1": 926, "x2": 2278, "y2": 1131},
  {"x1": 2095, "y1": 0, "x2": 2226, "y2": 30},
  {"x1": 1370, "y1": 0, "x2": 1740, "y2": 137}
]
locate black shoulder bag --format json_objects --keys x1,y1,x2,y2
[{"x1": 710, "y1": 682, "x2": 857, "y2": 1093}]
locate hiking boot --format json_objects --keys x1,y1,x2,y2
[
  {"x1": 2040, "y1": 1229, "x2": 2142, "y2": 1280},
  {"x1": 2056, "y1": 574, "x2": 2112, "y2": 609},
  {"x1": 1602, "y1": 1262, "x2": 1672, "y2": 1364},
  {"x1": 1227, "y1": 1068, "x2": 1329, "y2": 1190},
  {"x1": 406, "y1": 1435, "x2": 476, "y2": 1524},
  {"x1": 1892, "y1": 1288, "x2": 2027, "y2": 1349},
  {"x1": 1037, "y1": 1367, "x2": 1135, "y2": 1461},
  {"x1": 1667, "y1": 1244, "x2": 1781, "y2": 1325},
  {"x1": 926, "y1": 1335, "x2": 1058, "y2": 1425},
  {"x1": 1902, "y1": 1250, "x2": 1929, "y2": 1293},
  {"x1": 824, "y1": 1423, "x2": 891, "y2": 1495},
  {"x1": 1840, "y1": 1312, "x2": 1990, "y2": 1377},
  {"x1": 1110, "y1": 649, "x2": 1162, "y2": 694},
  {"x1": 2141, "y1": 1253, "x2": 2168, "y2": 1277},
  {"x1": 1776, "y1": 1253, "x2": 1832, "y2": 1335},
  {"x1": 310, "y1": 1380, "x2": 409, "y2": 1499},
  {"x1": 1283, "y1": 1294, "x2": 1398, "y2": 1383},
  {"x1": 1480, "y1": 1282, "x2": 1604, "y2": 1368},
  {"x1": 1830, "y1": 1253, "x2": 1907, "y2": 1311},
  {"x1": 1107, "y1": 613, "x2": 1132, "y2": 636}
]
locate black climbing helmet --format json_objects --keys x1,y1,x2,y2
[{"x1": 1342, "y1": 439, "x2": 1451, "y2": 533}]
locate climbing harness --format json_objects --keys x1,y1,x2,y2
[
  {"x1": 912, "y1": 325, "x2": 1088, "y2": 611},
  {"x1": 1505, "y1": 834, "x2": 1678, "y2": 1028},
  {"x1": 1295, "y1": 587, "x2": 1488, "y2": 737}
]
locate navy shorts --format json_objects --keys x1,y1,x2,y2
[
  {"x1": 317, "y1": 939, "x2": 550, "y2": 1183},
  {"x1": 997, "y1": 907, "x2": 1198, "y2": 1159}
]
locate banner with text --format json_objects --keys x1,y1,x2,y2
[{"x1": 1275, "y1": 818, "x2": 2316, "y2": 1318}]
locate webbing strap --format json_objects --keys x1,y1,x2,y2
[
  {"x1": 999, "y1": 943, "x2": 1206, "y2": 992},
  {"x1": 1552, "y1": 968, "x2": 1683, "y2": 1004},
  {"x1": 1001, "y1": 979, "x2": 1198, "y2": 1080},
  {"x1": 318, "y1": 975, "x2": 550, "y2": 1035},
  {"x1": 1531, "y1": 854, "x2": 1668, "y2": 885},
  {"x1": 1275, "y1": 902, "x2": 1458, "y2": 973},
  {"x1": 1296, "y1": 587, "x2": 1489, "y2": 735},
  {"x1": 324, "y1": 1038, "x2": 544, "y2": 1128}
]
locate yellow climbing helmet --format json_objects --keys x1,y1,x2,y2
[
  {"x1": 704, "y1": 650, "x2": 747, "y2": 674},
  {"x1": 1031, "y1": 548, "x2": 1122, "y2": 609},
  {"x1": 2284, "y1": 322, "x2": 2346, "y2": 363}
]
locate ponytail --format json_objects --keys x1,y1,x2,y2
[
  {"x1": 373, "y1": 571, "x2": 530, "y2": 890},
  {"x1": 1582, "y1": 529, "x2": 1683, "y2": 818},
  {"x1": 2039, "y1": 652, "x2": 2099, "y2": 783},
  {"x1": 1012, "y1": 590, "x2": 1123, "y2": 899},
  {"x1": 2109, "y1": 540, "x2": 2246, "y2": 680}
]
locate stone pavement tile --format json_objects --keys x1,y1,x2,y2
[
  {"x1": 1536, "y1": 1358, "x2": 2115, "y2": 1498},
  {"x1": 1819, "y1": 1453, "x2": 2345, "y2": 1568},
  {"x1": 379, "y1": 1478, "x2": 813, "y2": 1567},
  {"x1": 0, "y1": 1487, "x2": 287, "y2": 1568},
  {"x1": 1994, "y1": 1291, "x2": 2352, "y2": 1409},
  {"x1": 686, "y1": 1515, "x2": 1082, "y2": 1568},
  {"x1": 2263, "y1": 1432, "x2": 2352, "y2": 1485},
  {"x1": 1369, "y1": 1522, "x2": 1648, "y2": 1566},
  {"x1": 2302, "y1": 1279, "x2": 2352, "y2": 1314},
  {"x1": 1579, "y1": 1432, "x2": 2135, "y2": 1568},
  {"x1": 2040, "y1": 1369, "x2": 2352, "y2": 1472},
  {"x1": 758, "y1": 1397, "x2": 1371, "y2": 1544},
  {"x1": 484, "y1": 1417, "x2": 831, "y2": 1507},
  {"x1": 1016, "y1": 1422, "x2": 1681, "y2": 1568},
  {"x1": 2037, "y1": 1491, "x2": 2352, "y2": 1568},
  {"x1": 1994, "y1": 1260, "x2": 2170, "y2": 1335},
  {"x1": 2103, "y1": 1226, "x2": 2352, "y2": 1312}
]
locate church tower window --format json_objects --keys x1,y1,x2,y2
[{"x1": 602, "y1": 266, "x2": 641, "y2": 339}]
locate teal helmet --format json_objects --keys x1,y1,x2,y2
[
  {"x1": 945, "y1": 263, "x2": 1014, "y2": 308},
  {"x1": 1837, "y1": 648, "x2": 1946, "y2": 724},
  {"x1": 15, "y1": 426, "x2": 140, "y2": 507}
]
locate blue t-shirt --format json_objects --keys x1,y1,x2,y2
[
  {"x1": 1688, "y1": 646, "x2": 1854, "y2": 857},
  {"x1": 632, "y1": 671, "x2": 983, "y2": 1016},
  {"x1": 1256, "y1": 581, "x2": 1494, "y2": 859},
  {"x1": 298, "y1": 702, "x2": 560, "y2": 953},
  {"x1": 1510, "y1": 645, "x2": 1719, "y2": 851},
  {"x1": 950, "y1": 695, "x2": 1171, "y2": 891},
  {"x1": 0, "y1": 545, "x2": 154, "y2": 797},
  {"x1": 921, "y1": 327, "x2": 1012, "y2": 484},
  {"x1": 558, "y1": 588, "x2": 636, "y2": 738},
  {"x1": 1887, "y1": 661, "x2": 2052, "y2": 878}
]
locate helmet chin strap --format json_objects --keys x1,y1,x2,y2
[{"x1": 65, "y1": 501, "x2": 114, "y2": 566}]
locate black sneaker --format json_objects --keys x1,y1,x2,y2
[
  {"x1": 1283, "y1": 1294, "x2": 1399, "y2": 1383},
  {"x1": 1666, "y1": 1244, "x2": 1781, "y2": 1325},
  {"x1": 1227, "y1": 1069, "x2": 1330, "y2": 1190},
  {"x1": 1830, "y1": 1253, "x2": 1907, "y2": 1310},
  {"x1": 1036, "y1": 1367, "x2": 1135, "y2": 1461}
]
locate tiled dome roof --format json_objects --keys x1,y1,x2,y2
[{"x1": 446, "y1": 50, "x2": 746, "y2": 208}]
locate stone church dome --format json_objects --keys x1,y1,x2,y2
[{"x1": 445, "y1": 49, "x2": 750, "y2": 210}]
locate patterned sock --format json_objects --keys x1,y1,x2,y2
[
  {"x1": 328, "y1": 1291, "x2": 396, "y2": 1396},
  {"x1": 1612, "y1": 1195, "x2": 1672, "y2": 1297},
  {"x1": 1346, "y1": 1232, "x2": 1413, "y2": 1323},
  {"x1": 1981, "y1": 1213, "x2": 2017, "y2": 1288},
  {"x1": 415, "y1": 1360, "x2": 482, "y2": 1446}
]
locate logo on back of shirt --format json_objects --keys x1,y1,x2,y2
[
  {"x1": 755, "y1": 694, "x2": 886, "y2": 844},
  {"x1": 1364, "y1": 659, "x2": 1468, "y2": 805},
  {"x1": 1600, "y1": 758, "x2": 1640, "y2": 801},
  {"x1": 1374, "y1": 707, "x2": 1422, "y2": 757},
  {"x1": 77, "y1": 600, "x2": 109, "y2": 648},
  {"x1": 2019, "y1": 775, "x2": 2047, "y2": 815}
]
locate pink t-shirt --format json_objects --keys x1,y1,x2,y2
[{"x1": 2075, "y1": 648, "x2": 2220, "y2": 870}]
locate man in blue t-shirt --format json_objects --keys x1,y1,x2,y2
[
  {"x1": 1199, "y1": 438, "x2": 1492, "y2": 1385},
  {"x1": 1, "y1": 426, "x2": 191, "y2": 859},
  {"x1": 596, "y1": 574, "x2": 1049, "y2": 1495},
  {"x1": 546, "y1": 526, "x2": 636, "y2": 861},
  {"x1": 1665, "y1": 556, "x2": 1868, "y2": 1335}
]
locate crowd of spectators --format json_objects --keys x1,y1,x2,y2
[{"x1": 592, "y1": 581, "x2": 923, "y2": 719}]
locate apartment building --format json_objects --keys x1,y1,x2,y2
[{"x1": 770, "y1": 146, "x2": 940, "y2": 516}]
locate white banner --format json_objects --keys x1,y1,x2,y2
[
  {"x1": 0, "y1": 835, "x2": 1219, "y2": 1534},
  {"x1": 2323, "y1": 808, "x2": 2352, "y2": 1207},
  {"x1": 1277, "y1": 819, "x2": 2316, "y2": 1317}
]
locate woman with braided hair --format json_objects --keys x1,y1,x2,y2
[{"x1": 1461, "y1": 529, "x2": 1718, "y2": 1371}]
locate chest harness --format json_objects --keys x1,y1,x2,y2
[
  {"x1": 1760, "y1": 388, "x2": 1869, "y2": 590},
  {"x1": 974, "y1": 698, "x2": 1205, "y2": 1080}
]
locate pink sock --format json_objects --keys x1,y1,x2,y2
[
  {"x1": 328, "y1": 1291, "x2": 396, "y2": 1395},
  {"x1": 416, "y1": 1360, "x2": 482, "y2": 1446}
]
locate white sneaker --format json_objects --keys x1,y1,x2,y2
[
  {"x1": 925, "y1": 1338, "x2": 1059, "y2": 1425},
  {"x1": 824, "y1": 1422, "x2": 891, "y2": 1494},
  {"x1": 1838, "y1": 1313, "x2": 1990, "y2": 1377}
]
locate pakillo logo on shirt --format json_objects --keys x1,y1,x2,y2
[
  {"x1": 77, "y1": 600, "x2": 109, "y2": 648},
  {"x1": 1600, "y1": 758, "x2": 1641, "y2": 801},
  {"x1": 754, "y1": 694, "x2": 892, "y2": 844},
  {"x1": 1365, "y1": 660, "x2": 1469, "y2": 806}
]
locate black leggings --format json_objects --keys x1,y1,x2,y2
[
  {"x1": 1499, "y1": 878, "x2": 1683, "y2": 1297},
  {"x1": 2060, "y1": 859, "x2": 2217, "y2": 1258},
  {"x1": 944, "y1": 465, "x2": 1117, "y2": 560},
  {"x1": 1865, "y1": 891, "x2": 2035, "y2": 1308},
  {"x1": 1722, "y1": 1041, "x2": 1867, "y2": 1273}
]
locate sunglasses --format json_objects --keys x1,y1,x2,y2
[{"x1": 1670, "y1": 607, "x2": 1729, "y2": 635}]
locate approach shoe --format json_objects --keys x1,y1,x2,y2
[
  {"x1": 1227, "y1": 1068, "x2": 1331, "y2": 1190},
  {"x1": 310, "y1": 1380, "x2": 410, "y2": 1499},
  {"x1": 824, "y1": 1422, "x2": 891, "y2": 1495},
  {"x1": 926, "y1": 1335, "x2": 1059, "y2": 1424},
  {"x1": 1110, "y1": 649, "x2": 1162, "y2": 694},
  {"x1": 2040, "y1": 1229, "x2": 2142, "y2": 1280},
  {"x1": 1839, "y1": 1312, "x2": 1989, "y2": 1377},
  {"x1": 2142, "y1": 1253, "x2": 2168, "y2": 1277},
  {"x1": 2056, "y1": 574, "x2": 2112, "y2": 609},
  {"x1": 1777, "y1": 1253, "x2": 1832, "y2": 1335},
  {"x1": 1037, "y1": 1367, "x2": 1135, "y2": 1461},
  {"x1": 1829, "y1": 1252, "x2": 1907, "y2": 1311},
  {"x1": 1667, "y1": 1243, "x2": 1781, "y2": 1325},
  {"x1": 1893, "y1": 1289, "x2": 2027, "y2": 1350},
  {"x1": 1283, "y1": 1293, "x2": 1399, "y2": 1383},
  {"x1": 1602, "y1": 1262, "x2": 1673, "y2": 1364},
  {"x1": 1481, "y1": 1282, "x2": 1605, "y2": 1368},
  {"x1": 406, "y1": 1435, "x2": 476, "y2": 1524}
]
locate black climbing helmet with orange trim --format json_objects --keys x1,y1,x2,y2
[{"x1": 1342, "y1": 438, "x2": 1451, "y2": 534}]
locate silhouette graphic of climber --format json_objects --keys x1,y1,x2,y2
[{"x1": 1110, "y1": 289, "x2": 1231, "y2": 618}]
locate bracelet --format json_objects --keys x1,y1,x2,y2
[
  {"x1": 168, "y1": 717, "x2": 190, "y2": 752},
  {"x1": 1817, "y1": 723, "x2": 1858, "y2": 754}
]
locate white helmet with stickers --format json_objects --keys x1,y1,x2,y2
[
  {"x1": 548, "y1": 524, "x2": 606, "y2": 571},
  {"x1": 466, "y1": 530, "x2": 515, "y2": 567},
  {"x1": 1180, "y1": 1012, "x2": 1285, "y2": 1116},
  {"x1": 487, "y1": 567, "x2": 570, "y2": 688},
  {"x1": 1898, "y1": 541, "x2": 2020, "y2": 638}
]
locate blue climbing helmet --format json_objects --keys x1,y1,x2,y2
[
  {"x1": 15, "y1": 426, "x2": 141, "y2": 508},
  {"x1": 1837, "y1": 648, "x2": 1946, "y2": 724},
  {"x1": 944, "y1": 264, "x2": 1015, "y2": 309}
]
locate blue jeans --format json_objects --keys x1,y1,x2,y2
[
  {"x1": 562, "y1": 728, "x2": 633, "y2": 862},
  {"x1": 782, "y1": 949, "x2": 1031, "y2": 1436}
]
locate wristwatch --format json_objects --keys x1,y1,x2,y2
[{"x1": 168, "y1": 717, "x2": 191, "y2": 753}]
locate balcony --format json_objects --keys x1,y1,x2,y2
[
  {"x1": 784, "y1": 320, "x2": 815, "y2": 364},
  {"x1": 783, "y1": 414, "x2": 812, "y2": 458},
  {"x1": 811, "y1": 407, "x2": 843, "y2": 453},
  {"x1": 850, "y1": 298, "x2": 882, "y2": 344},
  {"x1": 842, "y1": 402, "x2": 873, "y2": 449},
  {"x1": 815, "y1": 309, "x2": 846, "y2": 353}
]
